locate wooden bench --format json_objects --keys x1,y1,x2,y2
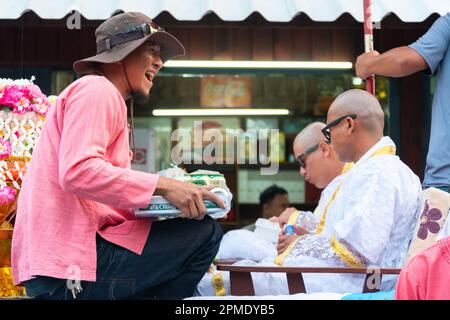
[{"x1": 213, "y1": 187, "x2": 450, "y2": 297}]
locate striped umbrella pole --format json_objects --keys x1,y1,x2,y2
[{"x1": 363, "y1": 0, "x2": 375, "y2": 95}]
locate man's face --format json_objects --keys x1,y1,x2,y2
[
  {"x1": 325, "y1": 111, "x2": 352, "y2": 163},
  {"x1": 294, "y1": 141, "x2": 329, "y2": 189},
  {"x1": 124, "y1": 41, "x2": 162, "y2": 100},
  {"x1": 263, "y1": 194, "x2": 290, "y2": 219}
]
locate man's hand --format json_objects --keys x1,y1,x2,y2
[
  {"x1": 275, "y1": 207, "x2": 298, "y2": 228},
  {"x1": 277, "y1": 234, "x2": 297, "y2": 255},
  {"x1": 356, "y1": 47, "x2": 427, "y2": 78},
  {"x1": 155, "y1": 176, "x2": 226, "y2": 220},
  {"x1": 355, "y1": 50, "x2": 380, "y2": 79}
]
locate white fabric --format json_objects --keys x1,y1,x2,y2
[
  {"x1": 216, "y1": 230, "x2": 277, "y2": 262},
  {"x1": 332, "y1": 137, "x2": 422, "y2": 267},
  {"x1": 2, "y1": 0, "x2": 449, "y2": 22},
  {"x1": 437, "y1": 211, "x2": 450, "y2": 240},
  {"x1": 189, "y1": 291, "x2": 347, "y2": 300},
  {"x1": 197, "y1": 137, "x2": 422, "y2": 297},
  {"x1": 295, "y1": 173, "x2": 345, "y2": 233},
  {"x1": 282, "y1": 137, "x2": 422, "y2": 292},
  {"x1": 195, "y1": 259, "x2": 288, "y2": 296},
  {"x1": 195, "y1": 256, "x2": 360, "y2": 296},
  {"x1": 197, "y1": 169, "x2": 348, "y2": 296},
  {"x1": 215, "y1": 171, "x2": 346, "y2": 262},
  {"x1": 188, "y1": 292, "x2": 347, "y2": 300}
]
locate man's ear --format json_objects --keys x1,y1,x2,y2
[
  {"x1": 319, "y1": 141, "x2": 330, "y2": 157},
  {"x1": 346, "y1": 117, "x2": 356, "y2": 134},
  {"x1": 262, "y1": 203, "x2": 268, "y2": 214}
]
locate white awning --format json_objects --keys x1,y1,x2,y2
[{"x1": 1, "y1": 0, "x2": 449, "y2": 22}]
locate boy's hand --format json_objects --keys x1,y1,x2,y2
[{"x1": 277, "y1": 234, "x2": 297, "y2": 255}]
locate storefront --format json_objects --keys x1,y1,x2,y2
[{"x1": 0, "y1": 1, "x2": 446, "y2": 229}]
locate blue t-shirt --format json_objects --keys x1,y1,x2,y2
[{"x1": 409, "y1": 13, "x2": 450, "y2": 188}]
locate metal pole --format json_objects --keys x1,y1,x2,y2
[{"x1": 363, "y1": 0, "x2": 375, "y2": 95}]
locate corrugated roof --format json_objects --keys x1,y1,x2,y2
[{"x1": 1, "y1": 0, "x2": 448, "y2": 22}]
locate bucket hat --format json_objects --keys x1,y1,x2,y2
[{"x1": 73, "y1": 12, "x2": 185, "y2": 75}]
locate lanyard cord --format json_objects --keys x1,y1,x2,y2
[{"x1": 121, "y1": 62, "x2": 136, "y2": 162}]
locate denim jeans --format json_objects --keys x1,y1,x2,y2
[{"x1": 27, "y1": 216, "x2": 222, "y2": 300}]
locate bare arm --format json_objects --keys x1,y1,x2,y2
[{"x1": 355, "y1": 47, "x2": 428, "y2": 79}]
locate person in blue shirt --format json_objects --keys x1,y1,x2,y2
[
  {"x1": 356, "y1": 13, "x2": 450, "y2": 193},
  {"x1": 342, "y1": 290, "x2": 395, "y2": 300}
]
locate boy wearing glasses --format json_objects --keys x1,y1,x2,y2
[
  {"x1": 275, "y1": 122, "x2": 348, "y2": 255},
  {"x1": 195, "y1": 123, "x2": 349, "y2": 296}
]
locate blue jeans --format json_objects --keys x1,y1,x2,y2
[{"x1": 27, "y1": 216, "x2": 222, "y2": 300}]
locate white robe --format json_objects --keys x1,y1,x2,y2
[
  {"x1": 195, "y1": 165, "x2": 348, "y2": 296},
  {"x1": 195, "y1": 137, "x2": 422, "y2": 296},
  {"x1": 281, "y1": 136, "x2": 422, "y2": 292},
  {"x1": 214, "y1": 170, "x2": 347, "y2": 262},
  {"x1": 438, "y1": 213, "x2": 450, "y2": 240}
]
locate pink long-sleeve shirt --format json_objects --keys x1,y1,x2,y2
[
  {"x1": 395, "y1": 236, "x2": 450, "y2": 300},
  {"x1": 12, "y1": 75, "x2": 159, "y2": 285}
]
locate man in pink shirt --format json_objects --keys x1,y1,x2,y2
[
  {"x1": 395, "y1": 236, "x2": 450, "y2": 300},
  {"x1": 11, "y1": 12, "x2": 225, "y2": 300}
]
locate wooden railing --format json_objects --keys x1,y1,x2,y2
[{"x1": 214, "y1": 260, "x2": 401, "y2": 296}]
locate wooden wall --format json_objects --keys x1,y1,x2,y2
[
  {"x1": 0, "y1": 11, "x2": 439, "y2": 180},
  {"x1": 0, "y1": 11, "x2": 363, "y2": 67}
]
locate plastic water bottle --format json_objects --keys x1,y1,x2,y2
[{"x1": 284, "y1": 224, "x2": 296, "y2": 235}]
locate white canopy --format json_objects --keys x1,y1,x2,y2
[{"x1": 1, "y1": 0, "x2": 449, "y2": 22}]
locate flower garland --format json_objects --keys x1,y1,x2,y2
[
  {"x1": 0, "y1": 77, "x2": 56, "y2": 206},
  {"x1": 0, "y1": 77, "x2": 54, "y2": 115}
]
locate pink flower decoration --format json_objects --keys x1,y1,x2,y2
[
  {"x1": 0, "y1": 85, "x2": 24, "y2": 107},
  {"x1": 31, "y1": 101, "x2": 50, "y2": 115},
  {"x1": 0, "y1": 185, "x2": 16, "y2": 205},
  {"x1": 14, "y1": 96, "x2": 31, "y2": 114},
  {"x1": 0, "y1": 83, "x2": 52, "y2": 114},
  {"x1": 26, "y1": 83, "x2": 44, "y2": 99},
  {"x1": 0, "y1": 137, "x2": 12, "y2": 159}
]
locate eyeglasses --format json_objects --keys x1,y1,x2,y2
[
  {"x1": 296, "y1": 141, "x2": 330, "y2": 169},
  {"x1": 321, "y1": 114, "x2": 357, "y2": 141}
]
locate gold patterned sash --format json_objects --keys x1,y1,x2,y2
[
  {"x1": 315, "y1": 145, "x2": 396, "y2": 235},
  {"x1": 212, "y1": 272, "x2": 227, "y2": 296},
  {"x1": 274, "y1": 144, "x2": 396, "y2": 265}
]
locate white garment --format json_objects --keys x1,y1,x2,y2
[
  {"x1": 437, "y1": 210, "x2": 450, "y2": 240},
  {"x1": 197, "y1": 164, "x2": 348, "y2": 296},
  {"x1": 197, "y1": 137, "x2": 422, "y2": 296},
  {"x1": 216, "y1": 230, "x2": 277, "y2": 262},
  {"x1": 283, "y1": 136, "x2": 422, "y2": 292},
  {"x1": 214, "y1": 171, "x2": 347, "y2": 262},
  {"x1": 293, "y1": 173, "x2": 345, "y2": 232}
]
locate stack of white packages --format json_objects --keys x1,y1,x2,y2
[{"x1": 135, "y1": 166, "x2": 232, "y2": 220}]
